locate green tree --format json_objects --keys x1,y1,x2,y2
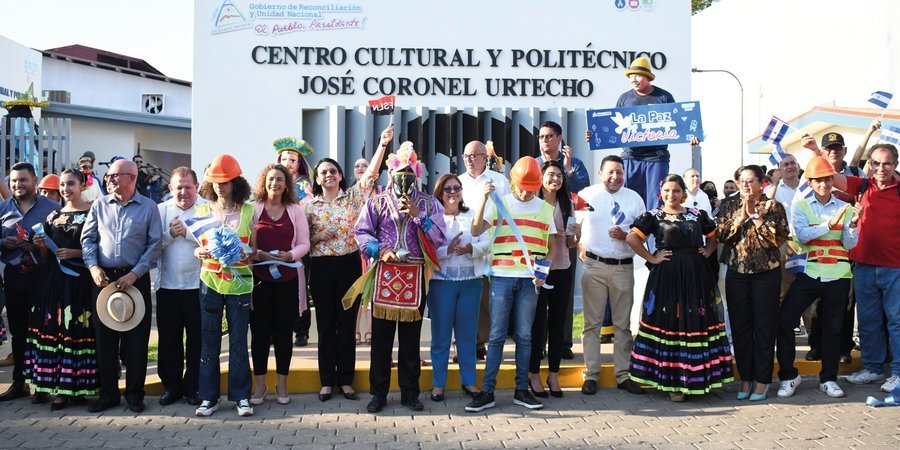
[{"x1": 692, "y1": 0, "x2": 719, "y2": 15}]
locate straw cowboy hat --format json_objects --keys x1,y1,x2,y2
[{"x1": 95, "y1": 284, "x2": 146, "y2": 332}]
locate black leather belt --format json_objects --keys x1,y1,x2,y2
[{"x1": 585, "y1": 251, "x2": 632, "y2": 265}]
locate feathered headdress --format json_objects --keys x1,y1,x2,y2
[{"x1": 386, "y1": 141, "x2": 423, "y2": 177}]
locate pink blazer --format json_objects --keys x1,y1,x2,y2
[{"x1": 253, "y1": 201, "x2": 311, "y2": 314}]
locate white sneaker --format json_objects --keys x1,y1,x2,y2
[
  {"x1": 236, "y1": 399, "x2": 254, "y2": 416},
  {"x1": 819, "y1": 381, "x2": 845, "y2": 398},
  {"x1": 195, "y1": 399, "x2": 219, "y2": 416},
  {"x1": 845, "y1": 369, "x2": 886, "y2": 385},
  {"x1": 880, "y1": 375, "x2": 899, "y2": 393},
  {"x1": 777, "y1": 375, "x2": 802, "y2": 398}
]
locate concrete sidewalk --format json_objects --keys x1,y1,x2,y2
[{"x1": 0, "y1": 375, "x2": 896, "y2": 449}]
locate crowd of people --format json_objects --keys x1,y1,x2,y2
[{"x1": 0, "y1": 58, "x2": 897, "y2": 417}]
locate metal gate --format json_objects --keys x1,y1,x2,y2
[{"x1": 0, "y1": 117, "x2": 72, "y2": 179}]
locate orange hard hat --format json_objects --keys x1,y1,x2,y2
[
  {"x1": 805, "y1": 156, "x2": 836, "y2": 179},
  {"x1": 38, "y1": 173, "x2": 60, "y2": 191},
  {"x1": 206, "y1": 154, "x2": 243, "y2": 183},
  {"x1": 510, "y1": 156, "x2": 542, "y2": 191}
]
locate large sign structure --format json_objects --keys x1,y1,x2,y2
[{"x1": 193, "y1": 0, "x2": 691, "y2": 186}]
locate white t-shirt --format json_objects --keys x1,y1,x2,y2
[
  {"x1": 683, "y1": 187, "x2": 712, "y2": 216},
  {"x1": 578, "y1": 184, "x2": 645, "y2": 260},
  {"x1": 459, "y1": 169, "x2": 511, "y2": 216}
]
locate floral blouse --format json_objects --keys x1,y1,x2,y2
[
  {"x1": 716, "y1": 194, "x2": 790, "y2": 274},
  {"x1": 306, "y1": 182, "x2": 373, "y2": 257}
]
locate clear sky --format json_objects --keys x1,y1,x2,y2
[{"x1": 3, "y1": 0, "x2": 194, "y2": 80}]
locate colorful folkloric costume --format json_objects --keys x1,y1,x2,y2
[
  {"x1": 25, "y1": 210, "x2": 99, "y2": 397},
  {"x1": 350, "y1": 142, "x2": 445, "y2": 408},
  {"x1": 273, "y1": 137, "x2": 315, "y2": 202},
  {"x1": 628, "y1": 208, "x2": 734, "y2": 394}
]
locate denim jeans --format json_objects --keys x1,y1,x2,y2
[
  {"x1": 854, "y1": 264, "x2": 900, "y2": 375},
  {"x1": 428, "y1": 278, "x2": 483, "y2": 388},
  {"x1": 482, "y1": 276, "x2": 539, "y2": 393},
  {"x1": 199, "y1": 284, "x2": 252, "y2": 402}
]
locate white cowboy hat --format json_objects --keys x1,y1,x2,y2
[{"x1": 95, "y1": 284, "x2": 145, "y2": 332}]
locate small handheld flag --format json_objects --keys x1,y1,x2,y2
[
  {"x1": 785, "y1": 253, "x2": 807, "y2": 275},
  {"x1": 611, "y1": 202, "x2": 625, "y2": 225},
  {"x1": 868, "y1": 91, "x2": 893, "y2": 109},
  {"x1": 880, "y1": 125, "x2": 900, "y2": 145},
  {"x1": 184, "y1": 213, "x2": 222, "y2": 242},
  {"x1": 368, "y1": 95, "x2": 396, "y2": 116},
  {"x1": 571, "y1": 193, "x2": 594, "y2": 211},
  {"x1": 768, "y1": 142, "x2": 788, "y2": 167},
  {"x1": 797, "y1": 182, "x2": 814, "y2": 200},
  {"x1": 762, "y1": 117, "x2": 790, "y2": 144}
]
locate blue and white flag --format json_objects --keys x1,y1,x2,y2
[
  {"x1": 762, "y1": 117, "x2": 790, "y2": 144},
  {"x1": 785, "y1": 253, "x2": 807, "y2": 275},
  {"x1": 880, "y1": 125, "x2": 900, "y2": 145},
  {"x1": 611, "y1": 202, "x2": 625, "y2": 226},
  {"x1": 798, "y1": 182, "x2": 814, "y2": 200},
  {"x1": 868, "y1": 91, "x2": 893, "y2": 109},
  {"x1": 184, "y1": 213, "x2": 221, "y2": 242},
  {"x1": 768, "y1": 142, "x2": 788, "y2": 167}
]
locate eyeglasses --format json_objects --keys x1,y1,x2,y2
[
  {"x1": 318, "y1": 168, "x2": 339, "y2": 176},
  {"x1": 463, "y1": 154, "x2": 486, "y2": 161},
  {"x1": 737, "y1": 178, "x2": 758, "y2": 185},
  {"x1": 443, "y1": 185, "x2": 462, "y2": 194},
  {"x1": 105, "y1": 173, "x2": 136, "y2": 180},
  {"x1": 544, "y1": 172, "x2": 564, "y2": 180}
]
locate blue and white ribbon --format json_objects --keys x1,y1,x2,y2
[
  {"x1": 31, "y1": 223, "x2": 80, "y2": 277},
  {"x1": 249, "y1": 250, "x2": 303, "y2": 279},
  {"x1": 484, "y1": 192, "x2": 553, "y2": 290}
]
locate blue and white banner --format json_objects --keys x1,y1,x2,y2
[
  {"x1": 880, "y1": 125, "x2": 900, "y2": 145},
  {"x1": 586, "y1": 101, "x2": 703, "y2": 150},
  {"x1": 784, "y1": 253, "x2": 807, "y2": 275},
  {"x1": 798, "y1": 182, "x2": 814, "y2": 200},
  {"x1": 868, "y1": 90, "x2": 893, "y2": 109}
]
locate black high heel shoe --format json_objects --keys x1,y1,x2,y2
[
  {"x1": 529, "y1": 379, "x2": 549, "y2": 398},
  {"x1": 547, "y1": 376, "x2": 563, "y2": 398}
]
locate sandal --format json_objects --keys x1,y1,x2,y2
[
  {"x1": 355, "y1": 332, "x2": 361, "y2": 346},
  {"x1": 250, "y1": 385, "x2": 267, "y2": 405},
  {"x1": 365, "y1": 332, "x2": 372, "y2": 344}
]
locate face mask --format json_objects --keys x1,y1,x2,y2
[
  {"x1": 391, "y1": 173, "x2": 416, "y2": 197},
  {"x1": 703, "y1": 187, "x2": 717, "y2": 199}
]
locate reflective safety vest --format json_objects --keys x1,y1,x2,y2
[
  {"x1": 489, "y1": 198, "x2": 554, "y2": 277},
  {"x1": 795, "y1": 200, "x2": 852, "y2": 280},
  {"x1": 198, "y1": 202, "x2": 255, "y2": 295}
]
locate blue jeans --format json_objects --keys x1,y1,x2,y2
[
  {"x1": 199, "y1": 284, "x2": 252, "y2": 402},
  {"x1": 428, "y1": 278, "x2": 482, "y2": 388},
  {"x1": 482, "y1": 276, "x2": 539, "y2": 393},
  {"x1": 854, "y1": 264, "x2": 900, "y2": 375}
]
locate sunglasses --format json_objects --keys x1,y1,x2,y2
[{"x1": 443, "y1": 185, "x2": 462, "y2": 194}]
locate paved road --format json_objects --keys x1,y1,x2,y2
[{"x1": 0, "y1": 375, "x2": 897, "y2": 449}]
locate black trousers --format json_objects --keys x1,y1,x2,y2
[
  {"x1": 250, "y1": 279, "x2": 298, "y2": 376},
  {"x1": 310, "y1": 252, "x2": 362, "y2": 387},
  {"x1": 726, "y1": 268, "x2": 781, "y2": 384},
  {"x1": 530, "y1": 267, "x2": 573, "y2": 373},
  {"x1": 808, "y1": 288, "x2": 856, "y2": 354},
  {"x1": 562, "y1": 247, "x2": 577, "y2": 348},
  {"x1": 777, "y1": 274, "x2": 849, "y2": 383},
  {"x1": 156, "y1": 288, "x2": 201, "y2": 395},
  {"x1": 93, "y1": 269, "x2": 152, "y2": 403},
  {"x1": 369, "y1": 286, "x2": 426, "y2": 402},
  {"x1": 3, "y1": 266, "x2": 42, "y2": 382}
]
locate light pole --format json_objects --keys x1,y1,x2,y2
[{"x1": 692, "y1": 68, "x2": 745, "y2": 166}]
